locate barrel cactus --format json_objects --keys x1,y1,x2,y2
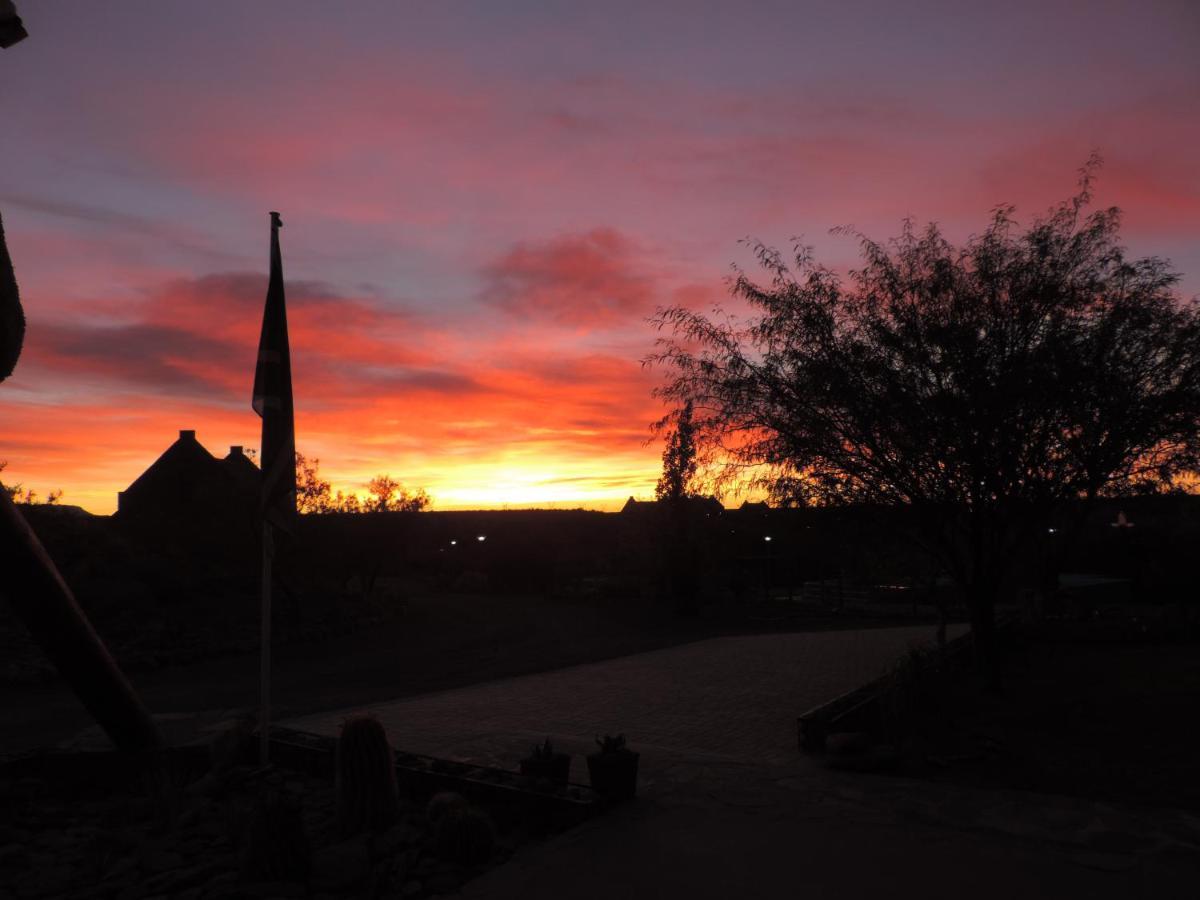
[
  {"x1": 335, "y1": 715, "x2": 399, "y2": 837},
  {"x1": 434, "y1": 806, "x2": 495, "y2": 867},
  {"x1": 240, "y1": 789, "x2": 311, "y2": 882},
  {"x1": 426, "y1": 791, "x2": 469, "y2": 828}
]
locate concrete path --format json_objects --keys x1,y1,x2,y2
[
  {"x1": 284, "y1": 626, "x2": 1200, "y2": 898},
  {"x1": 284, "y1": 625, "x2": 963, "y2": 773},
  {"x1": 460, "y1": 757, "x2": 1200, "y2": 900}
]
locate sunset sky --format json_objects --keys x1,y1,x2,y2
[{"x1": 1, "y1": 1, "x2": 1197, "y2": 513}]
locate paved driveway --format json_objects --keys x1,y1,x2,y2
[{"x1": 284, "y1": 624, "x2": 962, "y2": 770}]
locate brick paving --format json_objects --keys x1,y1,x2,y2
[{"x1": 284, "y1": 624, "x2": 964, "y2": 770}]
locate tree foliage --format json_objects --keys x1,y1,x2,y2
[
  {"x1": 365, "y1": 475, "x2": 430, "y2": 513},
  {"x1": 648, "y1": 159, "x2": 1200, "y2": 664},
  {"x1": 655, "y1": 400, "x2": 699, "y2": 502},
  {"x1": 0, "y1": 460, "x2": 62, "y2": 505},
  {"x1": 295, "y1": 453, "x2": 429, "y2": 515}
]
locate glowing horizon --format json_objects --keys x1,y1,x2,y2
[{"x1": 1, "y1": 2, "x2": 1197, "y2": 514}]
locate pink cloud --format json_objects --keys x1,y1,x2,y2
[{"x1": 479, "y1": 229, "x2": 657, "y2": 327}]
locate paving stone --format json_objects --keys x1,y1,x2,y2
[{"x1": 285, "y1": 627, "x2": 963, "y2": 769}]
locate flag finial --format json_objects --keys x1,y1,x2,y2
[{"x1": 270, "y1": 211, "x2": 283, "y2": 229}]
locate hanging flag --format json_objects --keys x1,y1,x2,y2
[
  {"x1": 0, "y1": 209, "x2": 25, "y2": 382},
  {"x1": 252, "y1": 211, "x2": 296, "y2": 526}
]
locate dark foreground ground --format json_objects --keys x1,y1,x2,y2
[{"x1": 903, "y1": 624, "x2": 1200, "y2": 812}]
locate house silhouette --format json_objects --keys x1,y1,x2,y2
[{"x1": 117, "y1": 429, "x2": 259, "y2": 526}]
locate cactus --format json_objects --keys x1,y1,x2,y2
[
  {"x1": 529, "y1": 737, "x2": 556, "y2": 760},
  {"x1": 594, "y1": 733, "x2": 627, "y2": 754},
  {"x1": 239, "y1": 789, "x2": 311, "y2": 882},
  {"x1": 434, "y1": 806, "x2": 495, "y2": 867},
  {"x1": 335, "y1": 715, "x2": 399, "y2": 837},
  {"x1": 426, "y1": 791, "x2": 469, "y2": 828},
  {"x1": 519, "y1": 736, "x2": 571, "y2": 786},
  {"x1": 588, "y1": 734, "x2": 638, "y2": 801}
]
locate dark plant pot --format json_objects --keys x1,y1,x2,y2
[
  {"x1": 519, "y1": 753, "x2": 571, "y2": 787},
  {"x1": 586, "y1": 750, "x2": 638, "y2": 801}
]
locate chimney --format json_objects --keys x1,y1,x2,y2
[
  {"x1": 229, "y1": 445, "x2": 244, "y2": 457},
  {"x1": 179, "y1": 429, "x2": 196, "y2": 441}
]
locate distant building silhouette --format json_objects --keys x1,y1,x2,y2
[
  {"x1": 117, "y1": 429, "x2": 259, "y2": 526},
  {"x1": 620, "y1": 495, "x2": 724, "y2": 517}
]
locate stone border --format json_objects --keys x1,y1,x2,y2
[
  {"x1": 1, "y1": 725, "x2": 604, "y2": 832},
  {"x1": 267, "y1": 726, "x2": 602, "y2": 830},
  {"x1": 796, "y1": 616, "x2": 1017, "y2": 752}
]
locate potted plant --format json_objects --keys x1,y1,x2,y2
[
  {"x1": 519, "y1": 738, "x2": 571, "y2": 787},
  {"x1": 586, "y1": 734, "x2": 638, "y2": 801}
]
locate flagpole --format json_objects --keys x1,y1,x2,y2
[
  {"x1": 254, "y1": 209, "x2": 292, "y2": 768},
  {"x1": 259, "y1": 519, "x2": 273, "y2": 765}
]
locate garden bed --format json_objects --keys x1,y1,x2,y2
[
  {"x1": 798, "y1": 616, "x2": 1200, "y2": 812},
  {"x1": 0, "y1": 726, "x2": 603, "y2": 900}
]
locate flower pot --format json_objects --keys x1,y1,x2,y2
[
  {"x1": 586, "y1": 750, "x2": 638, "y2": 801},
  {"x1": 519, "y1": 753, "x2": 571, "y2": 787}
]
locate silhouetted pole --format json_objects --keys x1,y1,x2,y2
[
  {"x1": 2, "y1": 189, "x2": 161, "y2": 755},
  {"x1": 259, "y1": 522, "x2": 273, "y2": 765},
  {"x1": 0, "y1": 491, "x2": 164, "y2": 754},
  {"x1": 252, "y1": 211, "x2": 297, "y2": 766}
]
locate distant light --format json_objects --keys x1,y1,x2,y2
[
  {"x1": 477, "y1": 535, "x2": 486, "y2": 542},
  {"x1": 450, "y1": 540, "x2": 457, "y2": 546},
  {"x1": 1047, "y1": 528, "x2": 1056, "y2": 534},
  {"x1": 764, "y1": 535, "x2": 772, "y2": 542}
]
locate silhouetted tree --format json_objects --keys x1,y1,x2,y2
[
  {"x1": 365, "y1": 475, "x2": 430, "y2": 513},
  {"x1": 648, "y1": 159, "x2": 1200, "y2": 680},
  {"x1": 655, "y1": 400, "x2": 698, "y2": 502},
  {"x1": 295, "y1": 453, "x2": 420, "y2": 514},
  {"x1": 652, "y1": 401, "x2": 704, "y2": 614},
  {"x1": 296, "y1": 452, "x2": 333, "y2": 514},
  {"x1": 0, "y1": 461, "x2": 62, "y2": 505}
]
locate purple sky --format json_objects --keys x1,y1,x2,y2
[{"x1": 1, "y1": 0, "x2": 1197, "y2": 511}]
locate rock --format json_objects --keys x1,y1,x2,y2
[
  {"x1": 176, "y1": 799, "x2": 215, "y2": 829},
  {"x1": 13, "y1": 864, "x2": 77, "y2": 898},
  {"x1": 140, "y1": 847, "x2": 185, "y2": 874},
  {"x1": 0, "y1": 826, "x2": 29, "y2": 843},
  {"x1": 140, "y1": 861, "x2": 222, "y2": 895},
  {"x1": 400, "y1": 880, "x2": 423, "y2": 898},
  {"x1": 0, "y1": 843, "x2": 30, "y2": 871},
  {"x1": 370, "y1": 822, "x2": 421, "y2": 858},
  {"x1": 236, "y1": 880, "x2": 307, "y2": 898},
  {"x1": 205, "y1": 871, "x2": 238, "y2": 889},
  {"x1": 425, "y1": 792, "x2": 468, "y2": 828},
  {"x1": 102, "y1": 855, "x2": 139, "y2": 880},
  {"x1": 184, "y1": 773, "x2": 225, "y2": 799},
  {"x1": 311, "y1": 837, "x2": 370, "y2": 892},
  {"x1": 34, "y1": 830, "x2": 76, "y2": 850},
  {"x1": 424, "y1": 869, "x2": 461, "y2": 895}
]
